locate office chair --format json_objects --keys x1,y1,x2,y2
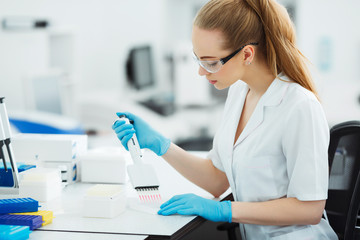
[{"x1": 325, "y1": 120, "x2": 360, "y2": 240}]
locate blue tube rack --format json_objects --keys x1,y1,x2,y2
[
  {"x1": 0, "y1": 224, "x2": 30, "y2": 240},
  {"x1": 0, "y1": 198, "x2": 38, "y2": 214},
  {"x1": 0, "y1": 214, "x2": 43, "y2": 230},
  {"x1": 0, "y1": 163, "x2": 36, "y2": 187}
]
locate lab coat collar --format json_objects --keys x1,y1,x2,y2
[
  {"x1": 234, "y1": 73, "x2": 290, "y2": 146},
  {"x1": 261, "y1": 73, "x2": 290, "y2": 107}
]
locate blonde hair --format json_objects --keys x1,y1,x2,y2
[{"x1": 194, "y1": 0, "x2": 318, "y2": 98}]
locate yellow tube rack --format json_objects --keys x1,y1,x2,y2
[{"x1": 11, "y1": 210, "x2": 54, "y2": 226}]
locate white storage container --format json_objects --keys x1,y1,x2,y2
[
  {"x1": 19, "y1": 168, "x2": 62, "y2": 202},
  {"x1": 12, "y1": 133, "x2": 88, "y2": 162},
  {"x1": 80, "y1": 147, "x2": 127, "y2": 184},
  {"x1": 83, "y1": 184, "x2": 126, "y2": 218},
  {"x1": 39, "y1": 160, "x2": 80, "y2": 186}
]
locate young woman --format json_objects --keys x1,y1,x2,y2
[{"x1": 112, "y1": 0, "x2": 338, "y2": 239}]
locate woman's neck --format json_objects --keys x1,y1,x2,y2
[{"x1": 242, "y1": 60, "x2": 275, "y2": 98}]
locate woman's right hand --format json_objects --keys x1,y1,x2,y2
[{"x1": 112, "y1": 112, "x2": 171, "y2": 156}]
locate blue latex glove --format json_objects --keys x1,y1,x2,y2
[
  {"x1": 158, "y1": 193, "x2": 232, "y2": 223},
  {"x1": 112, "y1": 111, "x2": 171, "y2": 156}
]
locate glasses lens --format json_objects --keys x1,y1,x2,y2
[
  {"x1": 199, "y1": 60, "x2": 222, "y2": 73},
  {"x1": 192, "y1": 52, "x2": 223, "y2": 73}
]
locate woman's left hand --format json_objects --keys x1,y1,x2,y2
[{"x1": 157, "y1": 193, "x2": 232, "y2": 223}]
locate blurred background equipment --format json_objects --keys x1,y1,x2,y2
[
  {"x1": 0, "y1": 0, "x2": 359, "y2": 149},
  {"x1": 126, "y1": 45, "x2": 175, "y2": 116}
]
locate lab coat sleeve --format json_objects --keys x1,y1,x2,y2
[
  {"x1": 282, "y1": 98, "x2": 330, "y2": 201},
  {"x1": 207, "y1": 131, "x2": 225, "y2": 172}
]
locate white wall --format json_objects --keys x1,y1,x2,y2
[
  {"x1": 296, "y1": 0, "x2": 360, "y2": 125},
  {"x1": 0, "y1": 31, "x2": 49, "y2": 110},
  {"x1": 296, "y1": 0, "x2": 360, "y2": 83}
]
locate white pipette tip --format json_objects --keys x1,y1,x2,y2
[{"x1": 136, "y1": 187, "x2": 162, "y2": 203}]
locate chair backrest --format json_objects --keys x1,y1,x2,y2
[{"x1": 326, "y1": 121, "x2": 360, "y2": 240}]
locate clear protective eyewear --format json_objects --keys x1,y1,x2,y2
[{"x1": 192, "y1": 42, "x2": 259, "y2": 73}]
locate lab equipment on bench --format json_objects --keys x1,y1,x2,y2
[
  {"x1": 12, "y1": 133, "x2": 87, "y2": 163},
  {"x1": 0, "y1": 225, "x2": 30, "y2": 240},
  {"x1": 11, "y1": 210, "x2": 54, "y2": 226},
  {"x1": 0, "y1": 163, "x2": 36, "y2": 187},
  {"x1": 12, "y1": 133, "x2": 87, "y2": 185},
  {"x1": 114, "y1": 115, "x2": 161, "y2": 203},
  {"x1": 0, "y1": 198, "x2": 39, "y2": 214},
  {"x1": 0, "y1": 97, "x2": 20, "y2": 194},
  {"x1": 0, "y1": 214, "x2": 43, "y2": 230},
  {"x1": 79, "y1": 147, "x2": 127, "y2": 184},
  {"x1": 39, "y1": 160, "x2": 78, "y2": 186},
  {"x1": 83, "y1": 184, "x2": 126, "y2": 218},
  {"x1": 19, "y1": 168, "x2": 62, "y2": 202}
]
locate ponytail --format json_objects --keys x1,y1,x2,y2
[{"x1": 194, "y1": 0, "x2": 318, "y2": 99}]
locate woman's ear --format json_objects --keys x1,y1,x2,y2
[{"x1": 243, "y1": 46, "x2": 255, "y2": 65}]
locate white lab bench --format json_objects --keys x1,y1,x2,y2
[
  {"x1": 31, "y1": 151, "x2": 231, "y2": 239},
  {"x1": 30, "y1": 231, "x2": 147, "y2": 240}
]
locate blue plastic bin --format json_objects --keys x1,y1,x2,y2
[
  {"x1": 0, "y1": 198, "x2": 39, "y2": 214},
  {"x1": 0, "y1": 224, "x2": 30, "y2": 240},
  {"x1": 0, "y1": 214, "x2": 43, "y2": 230}
]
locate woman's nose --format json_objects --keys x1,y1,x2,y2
[{"x1": 198, "y1": 66, "x2": 210, "y2": 76}]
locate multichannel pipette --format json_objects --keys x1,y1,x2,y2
[{"x1": 114, "y1": 115, "x2": 161, "y2": 203}]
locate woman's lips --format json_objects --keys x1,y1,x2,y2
[{"x1": 208, "y1": 80, "x2": 217, "y2": 85}]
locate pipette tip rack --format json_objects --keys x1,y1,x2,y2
[{"x1": 136, "y1": 186, "x2": 162, "y2": 203}]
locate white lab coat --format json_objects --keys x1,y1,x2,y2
[{"x1": 208, "y1": 74, "x2": 338, "y2": 239}]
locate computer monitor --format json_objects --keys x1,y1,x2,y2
[
  {"x1": 126, "y1": 45, "x2": 155, "y2": 90},
  {"x1": 125, "y1": 45, "x2": 176, "y2": 116}
]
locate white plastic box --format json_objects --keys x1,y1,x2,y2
[
  {"x1": 19, "y1": 168, "x2": 62, "y2": 202},
  {"x1": 80, "y1": 147, "x2": 127, "y2": 184},
  {"x1": 39, "y1": 160, "x2": 80, "y2": 186},
  {"x1": 12, "y1": 133, "x2": 88, "y2": 162},
  {"x1": 83, "y1": 184, "x2": 126, "y2": 218}
]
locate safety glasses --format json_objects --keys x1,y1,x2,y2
[{"x1": 192, "y1": 42, "x2": 259, "y2": 73}]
